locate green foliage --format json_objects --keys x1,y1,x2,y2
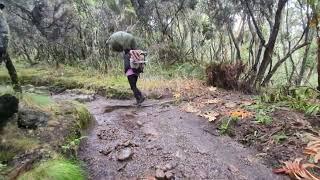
[
  {"x1": 0, "y1": 149, "x2": 16, "y2": 164},
  {"x1": 272, "y1": 132, "x2": 288, "y2": 144},
  {"x1": 173, "y1": 63, "x2": 205, "y2": 79},
  {"x1": 0, "y1": 163, "x2": 6, "y2": 171},
  {"x1": 18, "y1": 159, "x2": 86, "y2": 180},
  {"x1": 62, "y1": 136, "x2": 87, "y2": 158},
  {"x1": 247, "y1": 102, "x2": 274, "y2": 125},
  {"x1": 219, "y1": 117, "x2": 238, "y2": 134},
  {"x1": 254, "y1": 110, "x2": 273, "y2": 125},
  {"x1": 260, "y1": 87, "x2": 320, "y2": 116}
]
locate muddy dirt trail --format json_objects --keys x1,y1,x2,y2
[{"x1": 56, "y1": 94, "x2": 285, "y2": 180}]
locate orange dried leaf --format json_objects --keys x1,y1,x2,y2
[
  {"x1": 273, "y1": 158, "x2": 320, "y2": 180},
  {"x1": 229, "y1": 109, "x2": 252, "y2": 119},
  {"x1": 304, "y1": 138, "x2": 320, "y2": 164}
]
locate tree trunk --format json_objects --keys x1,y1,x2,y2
[
  {"x1": 297, "y1": 3, "x2": 312, "y2": 85},
  {"x1": 3, "y1": 53, "x2": 21, "y2": 92},
  {"x1": 317, "y1": 37, "x2": 320, "y2": 91},
  {"x1": 130, "y1": 0, "x2": 149, "y2": 31},
  {"x1": 228, "y1": 25, "x2": 241, "y2": 61},
  {"x1": 254, "y1": 0, "x2": 288, "y2": 88},
  {"x1": 304, "y1": 66, "x2": 314, "y2": 85}
]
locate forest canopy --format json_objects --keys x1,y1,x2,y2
[{"x1": 3, "y1": 0, "x2": 320, "y2": 91}]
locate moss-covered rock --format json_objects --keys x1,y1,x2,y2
[{"x1": 0, "y1": 94, "x2": 19, "y2": 123}]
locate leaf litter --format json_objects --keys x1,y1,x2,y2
[{"x1": 178, "y1": 84, "x2": 320, "y2": 180}]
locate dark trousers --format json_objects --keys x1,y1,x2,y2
[{"x1": 127, "y1": 74, "x2": 142, "y2": 100}]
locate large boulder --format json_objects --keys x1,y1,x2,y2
[
  {"x1": 0, "y1": 94, "x2": 19, "y2": 117},
  {"x1": 18, "y1": 108, "x2": 49, "y2": 129},
  {"x1": 0, "y1": 94, "x2": 19, "y2": 128},
  {"x1": 107, "y1": 31, "x2": 137, "y2": 52}
]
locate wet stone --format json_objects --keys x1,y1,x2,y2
[
  {"x1": 165, "y1": 171, "x2": 174, "y2": 179},
  {"x1": 122, "y1": 140, "x2": 131, "y2": 147},
  {"x1": 165, "y1": 163, "x2": 173, "y2": 171},
  {"x1": 156, "y1": 165, "x2": 166, "y2": 170},
  {"x1": 99, "y1": 148, "x2": 112, "y2": 156},
  {"x1": 74, "y1": 94, "x2": 96, "y2": 103},
  {"x1": 137, "y1": 121, "x2": 144, "y2": 127},
  {"x1": 198, "y1": 170, "x2": 208, "y2": 179},
  {"x1": 155, "y1": 169, "x2": 166, "y2": 180},
  {"x1": 117, "y1": 148, "x2": 133, "y2": 161}
]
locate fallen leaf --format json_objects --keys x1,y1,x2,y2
[
  {"x1": 225, "y1": 102, "x2": 237, "y2": 108},
  {"x1": 242, "y1": 101, "x2": 253, "y2": 106},
  {"x1": 229, "y1": 109, "x2": 252, "y2": 119},
  {"x1": 199, "y1": 111, "x2": 220, "y2": 122},
  {"x1": 304, "y1": 138, "x2": 320, "y2": 163},
  {"x1": 173, "y1": 92, "x2": 181, "y2": 99},
  {"x1": 181, "y1": 103, "x2": 200, "y2": 113},
  {"x1": 203, "y1": 98, "x2": 221, "y2": 104},
  {"x1": 273, "y1": 158, "x2": 320, "y2": 180},
  {"x1": 208, "y1": 87, "x2": 217, "y2": 92}
]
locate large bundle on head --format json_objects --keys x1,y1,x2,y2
[
  {"x1": 0, "y1": 2, "x2": 9, "y2": 50},
  {"x1": 107, "y1": 31, "x2": 137, "y2": 52}
]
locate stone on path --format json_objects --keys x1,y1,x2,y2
[
  {"x1": 155, "y1": 169, "x2": 165, "y2": 180},
  {"x1": 117, "y1": 148, "x2": 133, "y2": 161}
]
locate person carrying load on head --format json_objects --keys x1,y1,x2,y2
[{"x1": 107, "y1": 31, "x2": 147, "y2": 105}]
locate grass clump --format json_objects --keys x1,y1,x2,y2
[
  {"x1": 0, "y1": 85, "x2": 15, "y2": 96},
  {"x1": 22, "y1": 93, "x2": 54, "y2": 108},
  {"x1": 0, "y1": 124, "x2": 39, "y2": 163},
  {"x1": 18, "y1": 159, "x2": 86, "y2": 180},
  {"x1": 71, "y1": 102, "x2": 92, "y2": 129}
]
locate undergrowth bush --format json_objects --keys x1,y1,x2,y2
[
  {"x1": 206, "y1": 62, "x2": 245, "y2": 90},
  {"x1": 260, "y1": 86, "x2": 320, "y2": 116}
]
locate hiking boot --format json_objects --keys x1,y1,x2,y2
[
  {"x1": 137, "y1": 95, "x2": 145, "y2": 104},
  {"x1": 134, "y1": 95, "x2": 145, "y2": 105}
]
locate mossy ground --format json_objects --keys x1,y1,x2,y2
[
  {"x1": 0, "y1": 89, "x2": 92, "y2": 179},
  {"x1": 0, "y1": 63, "x2": 131, "y2": 98},
  {"x1": 18, "y1": 159, "x2": 86, "y2": 180},
  {"x1": 0, "y1": 62, "x2": 205, "y2": 99}
]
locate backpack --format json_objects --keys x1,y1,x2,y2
[{"x1": 129, "y1": 50, "x2": 147, "y2": 73}]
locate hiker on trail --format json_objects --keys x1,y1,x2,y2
[
  {"x1": 0, "y1": 3, "x2": 21, "y2": 92},
  {"x1": 108, "y1": 31, "x2": 146, "y2": 105}
]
